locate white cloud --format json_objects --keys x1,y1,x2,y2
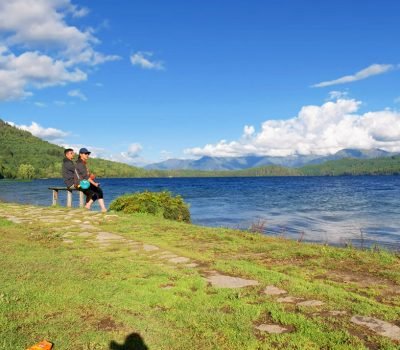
[
  {"x1": 243, "y1": 125, "x2": 255, "y2": 138},
  {"x1": 0, "y1": 0, "x2": 119, "y2": 101},
  {"x1": 68, "y1": 89, "x2": 87, "y2": 101},
  {"x1": 0, "y1": 49, "x2": 87, "y2": 100},
  {"x1": 34, "y1": 102, "x2": 47, "y2": 108},
  {"x1": 313, "y1": 64, "x2": 395, "y2": 88},
  {"x1": 328, "y1": 90, "x2": 348, "y2": 100},
  {"x1": 120, "y1": 143, "x2": 143, "y2": 160},
  {"x1": 130, "y1": 51, "x2": 164, "y2": 70},
  {"x1": 7, "y1": 121, "x2": 69, "y2": 141},
  {"x1": 185, "y1": 98, "x2": 400, "y2": 157}
]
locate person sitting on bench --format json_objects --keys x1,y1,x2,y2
[
  {"x1": 75, "y1": 148, "x2": 107, "y2": 212},
  {"x1": 62, "y1": 148, "x2": 76, "y2": 189}
]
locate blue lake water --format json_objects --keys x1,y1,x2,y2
[{"x1": 1, "y1": 176, "x2": 399, "y2": 249}]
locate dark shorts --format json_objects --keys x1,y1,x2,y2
[{"x1": 81, "y1": 184, "x2": 104, "y2": 202}]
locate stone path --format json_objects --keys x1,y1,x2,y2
[{"x1": 1, "y1": 204, "x2": 399, "y2": 343}]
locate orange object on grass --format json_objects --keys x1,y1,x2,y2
[{"x1": 26, "y1": 340, "x2": 53, "y2": 350}]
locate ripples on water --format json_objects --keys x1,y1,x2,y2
[{"x1": 0, "y1": 176, "x2": 399, "y2": 249}]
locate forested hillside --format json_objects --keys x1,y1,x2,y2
[
  {"x1": 0, "y1": 120, "x2": 158, "y2": 179},
  {"x1": 300, "y1": 156, "x2": 400, "y2": 175},
  {"x1": 1, "y1": 119, "x2": 400, "y2": 179}
]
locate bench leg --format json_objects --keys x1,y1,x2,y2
[
  {"x1": 52, "y1": 190, "x2": 59, "y2": 206},
  {"x1": 79, "y1": 191, "x2": 84, "y2": 208},
  {"x1": 67, "y1": 190, "x2": 72, "y2": 208}
]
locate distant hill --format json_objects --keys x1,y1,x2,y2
[
  {"x1": 1, "y1": 119, "x2": 400, "y2": 179},
  {"x1": 0, "y1": 119, "x2": 160, "y2": 179},
  {"x1": 300, "y1": 156, "x2": 400, "y2": 176},
  {"x1": 145, "y1": 149, "x2": 398, "y2": 171}
]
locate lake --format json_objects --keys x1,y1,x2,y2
[{"x1": 1, "y1": 176, "x2": 399, "y2": 249}]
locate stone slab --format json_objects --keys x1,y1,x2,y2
[
  {"x1": 297, "y1": 300, "x2": 325, "y2": 307},
  {"x1": 206, "y1": 273, "x2": 259, "y2": 288},
  {"x1": 351, "y1": 316, "x2": 400, "y2": 341},
  {"x1": 255, "y1": 324, "x2": 291, "y2": 334},
  {"x1": 263, "y1": 285, "x2": 287, "y2": 295}
]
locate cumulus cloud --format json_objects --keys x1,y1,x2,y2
[
  {"x1": 34, "y1": 102, "x2": 47, "y2": 108},
  {"x1": 0, "y1": 48, "x2": 87, "y2": 100},
  {"x1": 312, "y1": 64, "x2": 395, "y2": 88},
  {"x1": 120, "y1": 143, "x2": 143, "y2": 160},
  {"x1": 185, "y1": 98, "x2": 400, "y2": 157},
  {"x1": 130, "y1": 51, "x2": 164, "y2": 70},
  {"x1": 7, "y1": 121, "x2": 69, "y2": 141},
  {"x1": 68, "y1": 89, "x2": 87, "y2": 101},
  {"x1": 0, "y1": 0, "x2": 119, "y2": 100}
]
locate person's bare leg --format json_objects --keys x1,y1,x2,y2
[
  {"x1": 98, "y1": 198, "x2": 107, "y2": 212},
  {"x1": 85, "y1": 199, "x2": 93, "y2": 210}
]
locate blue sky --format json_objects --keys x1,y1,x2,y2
[{"x1": 1, "y1": 0, "x2": 400, "y2": 164}]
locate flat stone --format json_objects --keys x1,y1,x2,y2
[
  {"x1": 277, "y1": 296, "x2": 302, "y2": 303},
  {"x1": 143, "y1": 244, "x2": 160, "y2": 252},
  {"x1": 7, "y1": 217, "x2": 23, "y2": 224},
  {"x1": 206, "y1": 273, "x2": 259, "y2": 288},
  {"x1": 95, "y1": 232, "x2": 125, "y2": 241},
  {"x1": 350, "y1": 316, "x2": 400, "y2": 341},
  {"x1": 297, "y1": 300, "x2": 325, "y2": 307},
  {"x1": 168, "y1": 257, "x2": 190, "y2": 264},
  {"x1": 255, "y1": 324, "x2": 291, "y2": 334},
  {"x1": 263, "y1": 285, "x2": 287, "y2": 295},
  {"x1": 157, "y1": 254, "x2": 179, "y2": 260}
]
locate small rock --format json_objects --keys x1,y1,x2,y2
[
  {"x1": 95, "y1": 232, "x2": 124, "y2": 241},
  {"x1": 263, "y1": 285, "x2": 287, "y2": 295},
  {"x1": 143, "y1": 244, "x2": 160, "y2": 252},
  {"x1": 169, "y1": 257, "x2": 190, "y2": 264},
  {"x1": 277, "y1": 296, "x2": 302, "y2": 303},
  {"x1": 297, "y1": 300, "x2": 325, "y2": 307},
  {"x1": 255, "y1": 324, "x2": 291, "y2": 334}
]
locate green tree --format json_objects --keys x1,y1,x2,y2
[{"x1": 17, "y1": 163, "x2": 35, "y2": 179}]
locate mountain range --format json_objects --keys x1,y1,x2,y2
[{"x1": 145, "y1": 149, "x2": 398, "y2": 171}]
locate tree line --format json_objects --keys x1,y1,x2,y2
[{"x1": 1, "y1": 119, "x2": 399, "y2": 179}]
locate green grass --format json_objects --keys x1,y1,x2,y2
[{"x1": 0, "y1": 203, "x2": 399, "y2": 349}]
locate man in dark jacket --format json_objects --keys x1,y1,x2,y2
[{"x1": 62, "y1": 148, "x2": 76, "y2": 188}]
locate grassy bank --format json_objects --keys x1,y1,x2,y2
[{"x1": 0, "y1": 202, "x2": 399, "y2": 349}]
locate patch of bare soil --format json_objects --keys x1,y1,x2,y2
[
  {"x1": 97, "y1": 316, "x2": 119, "y2": 331},
  {"x1": 321, "y1": 270, "x2": 400, "y2": 304}
]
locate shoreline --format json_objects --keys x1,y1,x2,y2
[{"x1": 1, "y1": 201, "x2": 399, "y2": 348}]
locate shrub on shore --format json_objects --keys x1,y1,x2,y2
[{"x1": 110, "y1": 191, "x2": 191, "y2": 223}]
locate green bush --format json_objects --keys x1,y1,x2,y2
[{"x1": 110, "y1": 191, "x2": 191, "y2": 223}]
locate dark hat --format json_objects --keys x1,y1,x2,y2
[{"x1": 79, "y1": 147, "x2": 91, "y2": 154}]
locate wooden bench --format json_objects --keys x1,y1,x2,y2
[{"x1": 48, "y1": 187, "x2": 85, "y2": 208}]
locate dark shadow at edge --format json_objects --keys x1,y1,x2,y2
[{"x1": 109, "y1": 332, "x2": 149, "y2": 350}]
